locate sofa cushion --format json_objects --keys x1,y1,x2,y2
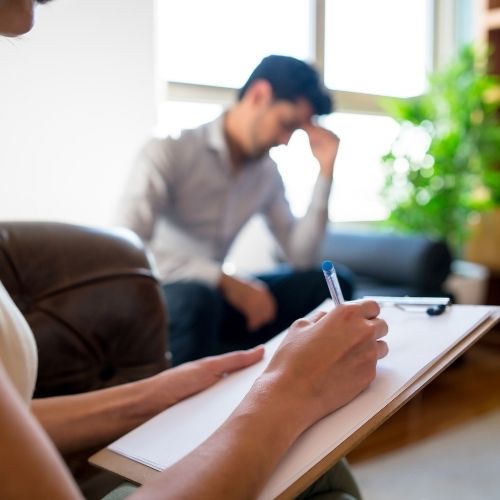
[
  {"x1": 321, "y1": 229, "x2": 452, "y2": 292},
  {"x1": 0, "y1": 222, "x2": 169, "y2": 397}
]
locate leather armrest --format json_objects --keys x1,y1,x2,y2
[
  {"x1": 321, "y1": 229, "x2": 452, "y2": 290},
  {"x1": 0, "y1": 221, "x2": 169, "y2": 397}
]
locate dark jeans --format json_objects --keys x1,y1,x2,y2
[{"x1": 163, "y1": 264, "x2": 354, "y2": 366}]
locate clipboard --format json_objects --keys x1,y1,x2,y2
[{"x1": 90, "y1": 303, "x2": 500, "y2": 499}]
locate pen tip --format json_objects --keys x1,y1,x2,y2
[{"x1": 322, "y1": 260, "x2": 333, "y2": 272}]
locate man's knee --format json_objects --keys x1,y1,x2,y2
[
  {"x1": 305, "y1": 264, "x2": 354, "y2": 301},
  {"x1": 163, "y1": 281, "x2": 222, "y2": 322},
  {"x1": 290, "y1": 266, "x2": 354, "y2": 302},
  {"x1": 162, "y1": 282, "x2": 223, "y2": 364}
]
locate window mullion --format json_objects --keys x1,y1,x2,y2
[
  {"x1": 433, "y1": 0, "x2": 458, "y2": 70},
  {"x1": 335, "y1": 90, "x2": 386, "y2": 115},
  {"x1": 312, "y1": 0, "x2": 326, "y2": 75},
  {"x1": 165, "y1": 80, "x2": 387, "y2": 116},
  {"x1": 165, "y1": 81, "x2": 235, "y2": 107}
]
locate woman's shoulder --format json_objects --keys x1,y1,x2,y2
[{"x1": 0, "y1": 282, "x2": 38, "y2": 403}]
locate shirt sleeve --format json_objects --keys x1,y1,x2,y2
[
  {"x1": 263, "y1": 170, "x2": 332, "y2": 269},
  {"x1": 115, "y1": 137, "x2": 223, "y2": 287},
  {"x1": 115, "y1": 137, "x2": 172, "y2": 242}
]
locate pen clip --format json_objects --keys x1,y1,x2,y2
[{"x1": 395, "y1": 303, "x2": 448, "y2": 316}]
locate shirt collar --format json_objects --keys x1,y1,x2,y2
[
  {"x1": 204, "y1": 113, "x2": 272, "y2": 174},
  {"x1": 205, "y1": 114, "x2": 228, "y2": 155}
]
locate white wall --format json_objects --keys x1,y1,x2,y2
[{"x1": 0, "y1": 0, "x2": 157, "y2": 226}]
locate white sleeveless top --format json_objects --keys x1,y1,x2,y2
[{"x1": 0, "y1": 281, "x2": 38, "y2": 404}]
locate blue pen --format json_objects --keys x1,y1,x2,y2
[{"x1": 322, "y1": 260, "x2": 344, "y2": 306}]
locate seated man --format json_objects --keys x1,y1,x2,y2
[{"x1": 117, "y1": 55, "x2": 353, "y2": 365}]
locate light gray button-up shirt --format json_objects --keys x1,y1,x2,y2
[{"x1": 116, "y1": 115, "x2": 332, "y2": 286}]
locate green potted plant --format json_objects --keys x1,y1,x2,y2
[{"x1": 380, "y1": 44, "x2": 500, "y2": 263}]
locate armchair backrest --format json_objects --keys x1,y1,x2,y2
[{"x1": 0, "y1": 222, "x2": 170, "y2": 397}]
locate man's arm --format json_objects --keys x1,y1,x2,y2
[
  {"x1": 132, "y1": 301, "x2": 388, "y2": 500},
  {"x1": 118, "y1": 138, "x2": 277, "y2": 327},
  {"x1": 31, "y1": 348, "x2": 264, "y2": 455},
  {"x1": 305, "y1": 123, "x2": 340, "y2": 181},
  {"x1": 218, "y1": 272, "x2": 277, "y2": 331},
  {"x1": 117, "y1": 138, "x2": 228, "y2": 286},
  {"x1": 116, "y1": 138, "x2": 172, "y2": 243},
  {"x1": 264, "y1": 125, "x2": 339, "y2": 268}
]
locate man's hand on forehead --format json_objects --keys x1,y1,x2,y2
[{"x1": 302, "y1": 122, "x2": 340, "y2": 178}]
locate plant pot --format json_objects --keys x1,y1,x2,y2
[
  {"x1": 444, "y1": 260, "x2": 489, "y2": 304},
  {"x1": 464, "y1": 208, "x2": 500, "y2": 273}
]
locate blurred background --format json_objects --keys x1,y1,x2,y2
[
  {"x1": 0, "y1": 0, "x2": 476, "y2": 226},
  {"x1": 3, "y1": 2, "x2": 500, "y2": 498}
]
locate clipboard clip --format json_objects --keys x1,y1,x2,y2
[{"x1": 362, "y1": 296, "x2": 451, "y2": 317}]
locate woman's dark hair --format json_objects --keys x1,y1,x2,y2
[{"x1": 238, "y1": 55, "x2": 333, "y2": 115}]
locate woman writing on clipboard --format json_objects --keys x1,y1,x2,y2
[{"x1": 0, "y1": 2, "x2": 388, "y2": 498}]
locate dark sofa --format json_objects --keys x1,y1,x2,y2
[
  {"x1": 320, "y1": 228, "x2": 453, "y2": 299},
  {"x1": 0, "y1": 221, "x2": 170, "y2": 398},
  {"x1": 0, "y1": 221, "x2": 171, "y2": 496}
]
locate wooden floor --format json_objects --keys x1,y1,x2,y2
[{"x1": 347, "y1": 323, "x2": 500, "y2": 464}]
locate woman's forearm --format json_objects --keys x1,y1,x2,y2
[
  {"x1": 31, "y1": 377, "x2": 162, "y2": 455},
  {"x1": 0, "y1": 365, "x2": 82, "y2": 500},
  {"x1": 132, "y1": 379, "x2": 309, "y2": 500},
  {"x1": 31, "y1": 348, "x2": 265, "y2": 455},
  {"x1": 132, "y1": 303, "x2": 388, "y2": 500}
]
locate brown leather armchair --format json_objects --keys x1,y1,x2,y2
[{"x1": 0, "y1": 221, "x2": 170, "y2": 398}]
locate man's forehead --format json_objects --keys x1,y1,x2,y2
[
  {"x1": 293, "y1": 98, "x2": 314, "y2": 121},
  {"x1": 275, "y1": 98, "x2": 314, "y2": 123}
]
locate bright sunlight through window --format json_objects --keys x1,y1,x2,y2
[{"x1": 156, "y1": 0, "x2": 434, "y2": 222}]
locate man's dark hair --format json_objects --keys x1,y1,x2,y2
[{"x1": 238, "y1": 55, "x2": 333, "y2": 116}]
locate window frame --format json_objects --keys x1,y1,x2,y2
[
  {"x1": 157, "y1": 0, "x2": 466, "y2": 223},
  {"x1": 161, "y1": 0, "x2": 459, "y2": 114}
]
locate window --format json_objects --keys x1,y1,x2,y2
[
  {"x1": 324, "y1": 0, "x2": 432, "y2": 97},
  {"x1": 272, "y1": 115, "x2": 399, "y2": 221},
  {"x1": 320, "y1": 113, "x2": 400, "y2": 221},
  {"x1": 156, "y1": 0, "x2": 436, "y2": 222},
  {"x1": 157, "y1": 0, "x2": 313, "y2": 87},
  {"x1": 156, "y1": 101, "x2": 223, "y2": 137}
]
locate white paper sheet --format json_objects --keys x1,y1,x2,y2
[{"x1": 108, "y1": 302, "x2": 494, "y2": 499}]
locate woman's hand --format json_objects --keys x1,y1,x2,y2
[
  {"x1": 257, "y1": 301, "x2": 389, "y2": 430},
  {"x1": 139, "y1": 346, "x2": 265, "y2": 415},
  {"x1": 32, "y1": 346, "x2": 265, "y2": 455}
]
